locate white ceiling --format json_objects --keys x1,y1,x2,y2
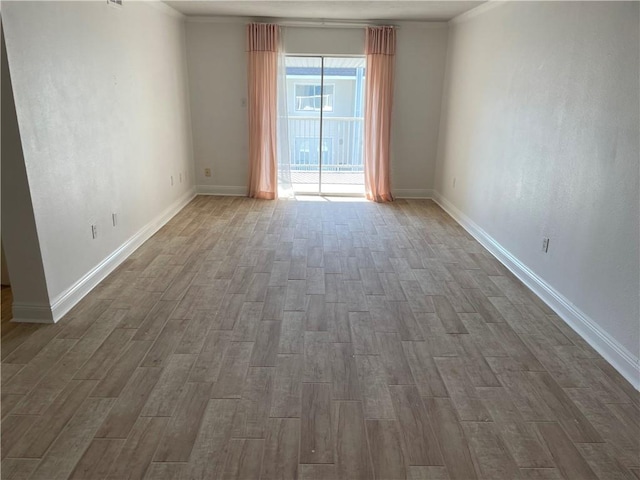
[{"x1": 164, "y1": 1, "x2": 486, "y2": 21}]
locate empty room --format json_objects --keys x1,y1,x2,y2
[{"x1": 1, "y1": 0, "x2": 638, "y2": 478}]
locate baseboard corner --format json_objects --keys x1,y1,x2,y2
[{"x1": 11, "y1": 302, "x2": 55, "y2": 324}]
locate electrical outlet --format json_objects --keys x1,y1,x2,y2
[
  {"x1": 204, "y1": 168, "x2": 212, "y2": 177},
  {"x1": 542, "y1": 237, "x2": 550, "y2": 253},
  {"x1": 453, "y1": 177, "x2": 456, "y2": 188},
  {"x1": 91, "y1": 225, "x2": 98, "y2": 239},
  {"x1": 170, "y1": 175, "x2": 174, "y2": 186},
  {"x1": 241, "y1": 98, "x2": 247, "y2": 107},
  {"x1": 179, "y1": 173, "x2": 183, "y2": 183},
  {"x1": 112, "y1": 213, "x2": 117, "y2": 227}
]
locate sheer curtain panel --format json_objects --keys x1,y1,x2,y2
[
  {"x1": 276, "y1": 33, "x2": 293, "y2": 198},
  {"x1": 247, "y1": 23, "x2": 280, "y2": 199}
]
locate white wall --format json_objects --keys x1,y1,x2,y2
[
  {"x1": 1, "y1": 25, "x2": 50, "y2": 308},
  {"x1": 435, "y1": 2, "x2": 640, "y2": 381},
  {"x1": 2, "y1": 1, "x2": 195, "y2": 315},
  {"x1": 283, "y1": 26, "x2": 364, "y2": 56},
  {"x1": 186, "y1": 20, "x2": 249, "y2": 194},
  {"x1": 185, "y1": 20, "x2": 449, "y2": 197},
  {"x1": 392, "y1": 23, "x2": 448, "y2": 197}
]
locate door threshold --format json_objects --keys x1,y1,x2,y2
[
  {"x1": 291, "y1": 193, "x2": 368, "y2": 202},
  {"x1": 294, "y1": 191, "x2": 365, "y2": 197}
]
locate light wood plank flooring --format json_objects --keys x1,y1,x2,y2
[{"x1": 1, "y1": 196, "x2": 638, "y2": 479}]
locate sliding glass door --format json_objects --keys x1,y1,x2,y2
[{"x1": 283, "y1": 56, "x2": 366, "y2": 195}]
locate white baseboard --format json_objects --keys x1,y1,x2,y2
[
  {"x1": 393, "y1": 188, "x2": 434, "y2": 199},
  {"x1": 432, "y1": 190, "x2": 640, "y2": 390},
  {"x1": 17, "y1": 188, "x2": 197, "y2": 324},
  {"x1": 197, "y1": 185, "x2": 247, "y2": 196},
  {"x1": 11, "y1": 303, "x2": 56, "y2": 323}
]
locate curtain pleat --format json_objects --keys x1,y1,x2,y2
[
  {"x1": 364, "y1": 26, "x2": 396, "y2": 202},
  {"x1": 247, "y1": 23, "x2": 279, "y2": 200}
]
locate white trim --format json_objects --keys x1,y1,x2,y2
[
  {"x1": 449, "y1": 0, "x2": 509, "y2": 25},
  {"x1": 432, "y1": 191, "x2": 640, "y2": 390},
  {"x1": 197, "y1": 185, "x2": 248, "y2": 196},
  {"x1": 41, "y1": 188, "x2": 197, "y2": 324},
  {"x1": 11, "y1": 303, "x2": 54, "y2": 324},
  {"x1": 393, "y1": 188, "x2": 434, "y2": 199}
]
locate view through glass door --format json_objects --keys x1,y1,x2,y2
[{"x1": 284, "y1": 56, "x2": 366, "y2": 195}]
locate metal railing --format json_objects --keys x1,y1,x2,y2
[{"x1": 286, "y1": 117, "x2": 364, "y2": 172}]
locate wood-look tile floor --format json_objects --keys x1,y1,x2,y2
[{"x1": 1, "y1": 196, "x2": 639, "y2": 480}]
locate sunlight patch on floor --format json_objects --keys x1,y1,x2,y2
[{"x1": 292, "y1": 195, "x2": 368, "y2": 202}]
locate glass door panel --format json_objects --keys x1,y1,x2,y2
[
  {"x1": 320, "y1": 57, "x2": 366, "y2": 195},
  {"x1": 285, "y1": 56, "x2": 322, "y2": 194}
]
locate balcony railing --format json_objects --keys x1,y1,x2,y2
[{"x1": 285, "y1": 116, "x2": 364, "y2": 172}]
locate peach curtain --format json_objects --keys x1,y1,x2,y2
[
  {"x1": 364, "y1": 26, "x2": 396, "y2": 203},
  {"x1": 247, "y1": 23, "x2": 279, "y2": 200}
]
